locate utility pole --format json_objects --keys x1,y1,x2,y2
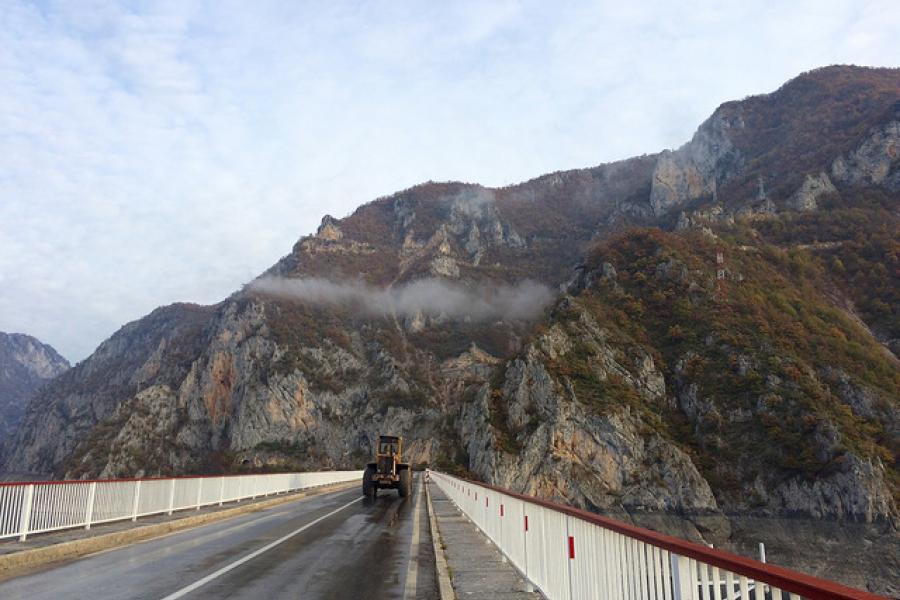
[{"x1": 715, "y1": 248, "x2": 727, "y2": 302}]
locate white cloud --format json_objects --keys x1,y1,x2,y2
[{"x1": 1, "y1": 0, "x2": 898, "y2": 361}]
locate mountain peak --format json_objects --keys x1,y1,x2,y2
[
  {"x1": 0, "y1": 332, "x2": 69, "y2": 379},
  {"x1": 0, "y1": 332, "x2": 70, "y2": 441}
]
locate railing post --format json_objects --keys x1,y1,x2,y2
[
  {"x1": 566, "y1": 515, "x2": 575, "y2": 600},
  {"x1": 18, "y1": 484, "x2": 34, "y2": 541},
  {"x1": 196, "y1": 478, "x2": 203, "y2": 510},
  {"x1": 85, "y1": 482, "x2": 97, "y2": 530},
  {"x1": 167, "y1": 479, "x2": 176, "y2": 515},
  {"x1": 671, "y1": 553, "x2": 693, "y2": 600},
  {"x1": 523, "y1": 505, "x2": 533, "y2": 593},
  {"x1": 131, "y1": 480, "x2": 141, "y2": 522},
  {"x1": 498, "y1": 501, "x2": 504, "y2": 562},
  {"x1": 759, "y1": 543, "x2": 769, "y2": 596},
  {"x1": 218, "y1": 477, "x2": 225, "y2": 506}
]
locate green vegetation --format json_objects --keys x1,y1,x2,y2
[
  {"x1": 715, "y1": 65, "x2": 900, "y2": 203},
  {"x1": 369, "y1": 386, "x2": 428, "y2": 415},
  {"x1": 487, "y1": 388, "x2": 522, "y2": 454},
  {"x1": 408, "y1": 320, "x2": 527, "y2": 361},
  {"x1": 262, "y1": 299, "x2": 353, "y2": 359},
  {"x1": 543, "y1": 225, "x2": 897, "y2": 502},
  {"x1": 63, "y1": 400, "x2": 195, "y2": 478},
  {"x1": 740, "y1": 188, "x2": 899, "y2": 346},
  {"x1": 254, "y1": 439, "x2": 309, "y2": 459}
]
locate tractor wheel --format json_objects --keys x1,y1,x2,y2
[
  {"x1": 398, "y1": 469, "x2": 411, "y2": 498},
  {"x1": 363, "y1": 467, "x2": 376, "y2": 498}
]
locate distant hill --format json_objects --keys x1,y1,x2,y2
[
  {"x1": 0, "y1": 332, "x2": 69, "y2": 441},
  {"x1": 3, "y1": 65, "x2": 898, "y2": 593}
]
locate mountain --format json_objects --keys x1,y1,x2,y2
[
  {"x1": 0, "y1": 332, "x2": 69, "y2": 443},
  {"x1": 3, "y1": 65, "x2": 898, "y2": 593}
]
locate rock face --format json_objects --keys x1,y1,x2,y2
[
  {"x1": 460, "y1": 315, "x2": 720, "y2": 524},
  {"x1": 0, "y1": 333, "x2": 69, "y2": 443},
  {"x1": 649, "y1": 113, "x2": 743, "y2": 215},
  {"x1": 787, "y1": 172, "x2": 838, "y2": 211},
  {"x1": 832, "y1": 116, "x2": 900, "y2": 190},
  {"x1": 3, "y1": 65, "x2": 899, "y2": 593},
  {"x1": 315, "y1": 215, "x2": 344, "y2": 241},
  {"x1": 4, "y1": 305, "x2": 213, "y2": 474}
]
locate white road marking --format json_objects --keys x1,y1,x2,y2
[
  {"x1": 159, "y1": 496, "x2": 363, "y2": 599},
  {"x1": 403, "y1": 475, "x2": 424, "y2": 600},
  {"x1": 83, "y1": 488, "x2": 353, "y2": 564}
]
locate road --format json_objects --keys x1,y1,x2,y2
[{"x1": 0, "y1": 474, "x2": 437, "y2": 600}]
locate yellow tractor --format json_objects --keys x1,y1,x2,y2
[{"x1": 362, "y1": 435, "x2": 411, "y2": 498}]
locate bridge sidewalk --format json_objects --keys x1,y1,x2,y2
[{"x1": 428, "y1": 482, "x2": 542, "y2": 599}]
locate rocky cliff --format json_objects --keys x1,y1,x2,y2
[
  {"x1": 463, "y1": 228, "x2": 898, "y2": 592},
  {"x1": 0, "y1": 332, "x2": 69, "y2": 444},
  {"x1": 3, "y1": 65, "x2": 898, "y2": 593},
  {"x1": 5, "y1": 304, "x2": 215, "y2": 474}
]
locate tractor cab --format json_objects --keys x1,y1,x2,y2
[
  {"x1": 377, "y1": 435, "x2": 401, "y2": 473},
  {"x1": 362, "y1": 434, "x2": 411, "y2": 498}
]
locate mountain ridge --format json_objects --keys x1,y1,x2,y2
[{"x1": 3, "y1": 64, "x2": 898, "y2": 593}]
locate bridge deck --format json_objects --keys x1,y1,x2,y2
[{"x1": 0, "y1": 475, "x2": 438, "y2": 599}]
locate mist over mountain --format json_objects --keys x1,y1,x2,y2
[
  {"x1": 2, "y1": 65, "x2": 898, "y2": 593},
  {"x1": 249, "y1": 277, "x2": 555, "y2": 321}
]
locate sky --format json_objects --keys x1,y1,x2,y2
[{"x1": 1, "y1": 0, "x2": 899, "y2": 362}]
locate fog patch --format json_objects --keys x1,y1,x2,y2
[{"x1": 250, "y1": 276, "x2": 555, "y2": 321}]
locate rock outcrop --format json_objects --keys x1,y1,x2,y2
[
  {"x1": 832, "y1": 116, "x2": 900, "y2": 190},
  {"x1": 787, "y1": 172, "x2": 838, "y2": 211},
  {"x1": 462, "y1": 316, "x2": 720, "y2": 524},
  {"x1": 649, "y1": 113, "x2": 743, "y2": 215}
]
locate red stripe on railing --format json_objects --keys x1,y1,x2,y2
[
  {"x1": 568, "y1": 535, "x2": 575, "y2": 559},
  {"x1": 432, "y1": 472, "x2": 888, "y2": 600},
  {"x1": 524, "y1": 515, "x2": 528, "y2": 531},
  {"x1": 500, "y1": 504, "x2": 504, "y2": 517}
]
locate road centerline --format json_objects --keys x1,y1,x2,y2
[{"x1": 159, "y1": 495, "x2": 363, "y2": 600}]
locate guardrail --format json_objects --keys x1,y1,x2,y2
[
  {"x1": 429, "y1": 471, "x2": 887, "y2": 600},
  {"x1": 0, "y1": 470, "x2": 362, "y2": 541}
]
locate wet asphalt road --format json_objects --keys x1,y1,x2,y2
[{"x1": 0, "y1": 474, "x2": 437, "y2": 600}]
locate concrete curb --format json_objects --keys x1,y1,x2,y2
[
  {"x1": 0, "y1": 480, "x2": 356, "y2": 581},
  {"x1": 425, "y1": 477, "x2": 456, "y2": 600}
]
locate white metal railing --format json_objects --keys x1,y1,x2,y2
[
  {"x1": 0, "y1": 470, "x2": 362, "y2": 541},
  {"x1": 428, "y1": 471, "x2": 888, "y2": 600}
]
